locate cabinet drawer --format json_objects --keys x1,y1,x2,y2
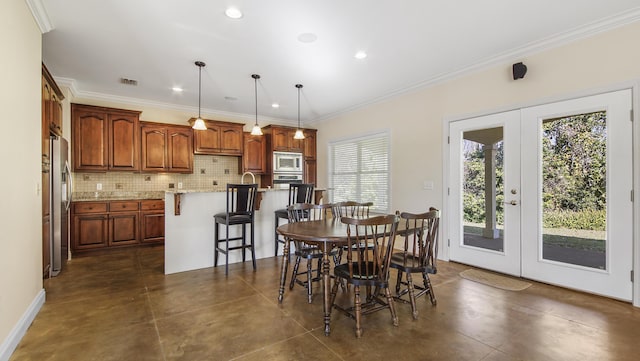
[
  {"x1": 109, "y1": 201, "x2": 140, "y2": 212},
  {"x1": 141, "y1": 199, "x2": 164, "y2": 211},
  {"x1": 73, "y1": 202, "x2": 108, "y2": 214}
]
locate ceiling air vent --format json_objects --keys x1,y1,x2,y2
[{"x1": 120, "y1": 78, "x2": 138, "y2": 86}]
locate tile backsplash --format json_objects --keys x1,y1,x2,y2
[{"x1": 73, "y1": 155, "x2": 259, "y2": 193}]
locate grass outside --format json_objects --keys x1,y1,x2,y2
[{"x1": 464, "y1": 223, "x2": 605, "y2": 252}]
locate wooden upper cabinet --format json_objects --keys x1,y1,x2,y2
[
  {"x1": 140, "y1": 124, "x2": 167, "y2": 172},
  {"x1": 242, "y1": 132, "x2": 266, "y2": 174},
  {"x1": 72, "y1": 106, "x2": 109, "y2": 171},
  {"x1": 43, "y1": 64, "x2": 64, "y2": 137},
  {"x1": 191, "y1": 118, "x2": 244, "y2": 156},
  {"x1": 140, "y1": 122, "x2": 193, "y2": 173},
  {"x1": 110, "y1": 112, "x2": 139, "y2": 170},
  {"x1": 303, "y1": 129, "x2": 317, "y2": 160},
  {"x1": 220, "y1": 125, "x2": 243, "y2": 154},
  {"x1": 72, "y1": 104, "x2": 140, "y2": 172},
  {"x1": 168, "y1": 126, "x2": 193, "y2": 173},
  {"x1": 271, "y1": 126, "x2": 303, "y2": 152}
]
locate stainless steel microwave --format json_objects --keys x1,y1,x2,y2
[{"x1": 273, "y1": 151, "x2": 303, "y2": 173}]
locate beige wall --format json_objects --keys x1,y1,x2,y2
[
  {"x1": 315, "y1": 21, "x2": 640, "y2": 214},
  {"x1": 0, "y1": 0, "x2": 43, "y2": 347}
]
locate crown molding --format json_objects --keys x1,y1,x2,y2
[
  {"x1": 312, "y1": 7, "x2": 640, "y2": 124},
  {"x1": 64, "y1": 86, "x2": 292, "y2": 125},
  {"x1": 53, "y1": 77, "x2": 78, "y2": 98},
  {"x1": 25, "y1": 0, "x2": 53, "y2": 33}
]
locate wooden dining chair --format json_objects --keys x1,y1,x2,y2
[
  {"x1": 329, "y1": 214, "x2": 400, "y2": 338},
  {"x1": 390, "y1": 208, "x2": 440, "y2": 319},
  {"x1": 286, "y1": 202, "x2": 335, "y2": 303},
  {"x1": 331, "y1": 201, "x2": 372, "y2": 219},
  {"x1": 274, "y1": 183, "x2": 315, "y2": 256},
  {"x1": 331, "y1": 201, "x2": 374, "y2": 265}
]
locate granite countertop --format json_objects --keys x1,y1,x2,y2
[
  {"x1": 165, "y1": 188, "x2": 279, "y2": 194},
  {"x1": 72, "y1": 191, "x2": 165, "y2": 201},
  {"x1": 73, "y1": 188, "x2": 326, "y2": 201}
]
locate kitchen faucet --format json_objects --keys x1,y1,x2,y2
[{"x1": 241, "y1": 171, "x2": 256, "y2": 184}]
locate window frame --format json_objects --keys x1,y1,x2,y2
[{"x1": 327, "y1": 130, "x2": 391, "y2": 213}]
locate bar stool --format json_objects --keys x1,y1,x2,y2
[
  {"x1": 214, "y1": 183, "x2": 258, "y2": 275},
  {"x1": 274, "y1": 183, "x2": 314, "y2": 256}
]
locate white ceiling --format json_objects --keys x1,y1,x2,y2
[{"x1": 40, "y1": 0, "x2": 640, "y2": 126}]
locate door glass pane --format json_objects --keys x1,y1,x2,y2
[
  {"x1": 541, "y1": 112, "x2": 606, "y2": 269},
  {"x1": 462, "y1": 127, "x2": 504, "y2": 252}
]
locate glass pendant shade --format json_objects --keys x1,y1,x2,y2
[
  {"x1": 251, "y1": 124, "x2": 263, "y2": 135},
  {"x1": 192, "y1": 117, "x2": 207, "y2": 130},
  {"x1": 250, "y1": 74, "x2": 263, "y2": 135},
  {"x1": 192, "y1": 61, "x2": 207, "y2": 130},
  {"x1": 293, "y1": 129, "x2": 305, "y2": 139},
  {"x1": 294, "y1": 83, "x2": 305, "y2": 140}
]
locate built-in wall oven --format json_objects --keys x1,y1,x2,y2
[
  {"x1": 273, "y1": 152, "x2": 303, "y2": 189},
  {"x1": 273, "y1": 173, "x2": 303, "y2": 189}
]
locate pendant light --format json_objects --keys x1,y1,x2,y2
[
  {"x1": 250, "y1": 74, "x2": 263, "y2": 136},
  {"x1": 191, "y1": 61, "x2": 207, "y2": 130},
  {"x1": 293, "y1": 83, "x2": 305, "y2": 140}
]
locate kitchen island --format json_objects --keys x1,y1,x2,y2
[{"x1": 164, "y1": 189, "x2": 291, "y2": 274}]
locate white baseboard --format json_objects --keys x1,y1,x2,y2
[{"x1": 0, "y1": 289, "x2": 45, "y2": 361}]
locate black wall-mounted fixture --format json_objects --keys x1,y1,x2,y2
[{"x1": 512, "y1": 62, "x2": 527, "y2": 80}]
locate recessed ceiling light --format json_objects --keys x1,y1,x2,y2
[
  {"x1": 271, "y1": 103, "x2": 280, "y2": 108},
  {"x1": 224, "y1": 96, "x2": 238, "y2": 101},
  {"x1": 172, "y1": 87, "x2": 183, "y2": 92},
  {"x1": 354, "y1": 51, "x2": 367, "y2": 60},
  {"x1": 225, "y1": 7, "x2": 243, "y2": 19},
  {"x1": 297, "y1": 33, "x2": 318, "y2": 43}
]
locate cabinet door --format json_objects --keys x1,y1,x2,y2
[
  {"x1": 110, "y1": 113, "x2": 139, "y2": 171},
  {"x1": 141, "y1": 125, "x2": 167, "y2": 171},
  {"x1": 290, "y1": 130, "x2": 303, "y2": 152},
  {"x1": 220, "y1": 125, "x2": 243, "y2": 155},
  {"x1": 272, "y1": 127, "x2": 290, "y2": 151},
  {"x1": 303, "y1": 130, "x2": 317, "y2": 159},
  {"x1": 72, "y1": 214, "x2": 109, "y2": 250},
  {"x1": 168, "y1": 127, "x2": 193, "y2": 173},
  {"x1": 193, "y1": 125, "x2": 221, "y2": 154},
  {"x1": 109, "y1": 212, "x2": 139, "y2": 246},
  {"x1": 304, "y1": 159, "x2": 317, "y2": 185},
  {"x1": 50, "y1": 92, "x2": 62, "y2": 136},
  {"x1": 140, "y1": 212, "x2": 165, "y2": 243},
  {"x1": 243, "y1": 133, "x2": 266, "y2": 173},
  {"x1": 72, "y1": 107, "x2": 109, "y2": 171}
]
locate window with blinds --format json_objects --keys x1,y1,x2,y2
[{"x1": 328, "y1": 131, "x2": 390, "y2": 212}]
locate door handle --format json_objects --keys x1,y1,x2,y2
[{"x1": 503, "y1": 200, "x2": 518, "y2": 206}]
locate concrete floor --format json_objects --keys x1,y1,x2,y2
[{"x1": 10, "y1": 245, "x2": 640, "y2": 360}]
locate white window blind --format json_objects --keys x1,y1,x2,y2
[{"x1": 328, "y1": 131, "x2": 390, "y2": 212}]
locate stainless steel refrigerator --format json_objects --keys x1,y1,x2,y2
[{"x1": 50, "y1": 136, "x2": 72, "y2": 277}]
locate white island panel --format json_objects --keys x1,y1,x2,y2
[{"x1": 165, "y1": 190, "x2": 289, "y2": 274}]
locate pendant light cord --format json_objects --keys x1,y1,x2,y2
[
  {"x1": 296, "y1": 84, "x2": 303, "y2": 129},
  {"x1": 198, "y1": 65, "x2": 202, "y2": 118}
]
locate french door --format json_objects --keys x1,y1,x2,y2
[
  {"x1": 449, "y1": 90, "x2": 633, "y2": 300},
  {"x1": 449, "y1": 110, "x2": 521, "y2": 276}
]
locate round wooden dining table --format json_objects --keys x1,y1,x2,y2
[
  {"x1": 277, "y1": 216, "x2": 406, "y2": 336},
  {"x1": 277, "y1": 218, "x2": 348, "y2": 336}
]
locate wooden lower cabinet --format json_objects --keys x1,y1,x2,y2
[
  {"x1": 109, "y1": 212, "x2": 139, "y2": 246},
  {"x1": 141, "y1": 212, "x2": 164, "y2": 243},
  {"x1": 140, "y1": 200, "x2": 165, "y2": 244},
  {"x1": 71, "y1": 199, "x2": 164, "y2": 253},
  {"x1": 73, "y1": 213, "x2": 109, "y2": 250}
]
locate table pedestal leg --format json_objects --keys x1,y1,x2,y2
[
  {"x1": 278, "y1": 238, "x2": 290, "y2": 303},
  {"x1": 322, "y1": 246, "x2": 332, "y2": 336}
]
